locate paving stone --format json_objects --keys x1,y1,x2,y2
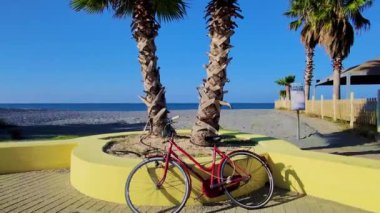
[{"x1": 0, "y1": 170, "x2": 370, "y2": 213}]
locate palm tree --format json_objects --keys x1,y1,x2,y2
[
  {"x1": 275, "y1": 75, "x2": 295, "y2": 100},
  {"x1": 318, "y1": 0, "x2": 372, "y2": 99},
  {"x1": 191, "y1": 0, "x2": 243, "y2": 146},
  {"x1": 71, "y1": 0, "x2": 187, "y2": 136},
  {"x1": 285, "y1": 0, "x2": 321, "y2": 100},
  {"x1": 279, "y1": 90, "x2": 287, "y2": 100}
]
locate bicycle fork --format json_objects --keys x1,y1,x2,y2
[{"x1": 156, "y1": 142, "x2": 174, "y2": 189}]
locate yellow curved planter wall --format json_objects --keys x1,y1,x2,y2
[
  {"x1": 70, "y1": 130, "x2": 268, "y2": 205},
  {"x1": 0, "y1": 140, "x2": 77, "y2": 174},
  {"x1": 255, "y1": 140, "x2": 380, "y2": 212}
]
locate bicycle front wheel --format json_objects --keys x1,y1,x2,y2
[
  {"x1": 125, "y1": 157, "x2": 190, "y2": 213},
  {"x1": 220, "y1": 151, "x2": 274, "y2": 209}
]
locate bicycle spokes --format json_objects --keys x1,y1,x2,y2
[
  {"x1": 220, "y1": 152, "x2": 274, "y2": 209},
  {"x1": 126, "y1": 157, "x2": 190, "y2": 213}
]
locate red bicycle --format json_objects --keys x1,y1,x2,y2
[{"x1": 125, "y1": 116, "x2": 274, "y2": 212}]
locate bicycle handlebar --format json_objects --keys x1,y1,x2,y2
[
  {"x1": 168, "y1": 115, "x2": 179, "y2": 124},
  {"x1": 162, "y1": 115, "x2": 179, "y2": 138}
]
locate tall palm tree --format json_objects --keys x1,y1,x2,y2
[
  {"x1": 318, "y1": 0, "x2": 372, "y2": 99},
  {"x1": 71, "y1": 0, "x2": 187, "y2": 136},
  {"x1": 285, "y1": 0, "x2": 321, "y2": 100},
  {"x1": 191, "y1": 0, "x2": 243, "y2": 146},
  {"x1": 275, "y1": 75, "x2": 296, "y2": 100}
]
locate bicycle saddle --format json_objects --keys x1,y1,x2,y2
[{"x1": 205, "y1": 135, "x2": 222, "y2": 144}]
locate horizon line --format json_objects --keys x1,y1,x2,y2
[{"x1": 0, "y1": 102, "x2": 274, "y2": 104}]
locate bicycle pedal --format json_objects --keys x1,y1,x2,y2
[{"x1": 226, "y1": 176, "x2": 232, "y2": 184}]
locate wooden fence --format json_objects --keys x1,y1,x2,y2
[{"x1": 275, "y1": 93, "x2": 377, "y2": 127}]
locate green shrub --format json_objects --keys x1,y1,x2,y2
[{"x1": 0, "y1": 119, "x2": 8, "y2": 128}]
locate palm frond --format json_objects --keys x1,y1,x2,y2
[
  {"x1": 345, "y1": 0, "x2": 373, "y2": 12},
  {"x1": 301, "y1": 24, "x2": 319, "y2": 48},
  {"x1": 71, "y1": 0, "x2": 188, "y2": 22},
  {"x1": 349, "y1": 11, "x2": 370, "y2": 30},
  {"x1": 276, "y1": 75, "x2": 296, "y2": 86},
  {"x1": 275, "y1": 79, "x2": 287, "y2": 86},
  {"x1": 111, "y1": 1, "x2": 134, "y2": 18},
  {"x1": 154, "y1": 0, "x2": 188, "y2": 22},
  {"x1": 70, "y1": 0, "x2": 109, "y2": 13},
  {"x1": 317, "y1": 0, "x2": 371, "y2": 60},
  {"x1": 289, "y1": 19, "x2": 303, "y2": 30},
  {"x1": 284, "y1": 75, "x2": 296, "y2": 84}
]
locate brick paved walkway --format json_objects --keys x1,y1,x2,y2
[{"x1": 0, "y1": 170, "x2": 368, "y2": 213}]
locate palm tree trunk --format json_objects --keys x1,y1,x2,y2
[
  {"x1": 285, "y1": 85, "x2": 291, "y2": 100},
  {"x1": 191, "y1": 0, "x2": 242, "y2": 146},
  {"x1": 304, "y1": 47, "x2": 314, "y2": 100},
  {"x1": 333, "y1": 57, "x2": 342, "y2": 100},
  {"x1": 132, "y1": 0, "x2": 168, "y2": 136}
]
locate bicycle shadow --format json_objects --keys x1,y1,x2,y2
[
  {"x1": 263, "y1": 162, "x2": 306, "y2": 208},
  {"x1": 202, "y1": 188, "x2": 305, "y2": 213},
  {"x1": 266, "y1": 154, "x2": 306, "y2": 193}
]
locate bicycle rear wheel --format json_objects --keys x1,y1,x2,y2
[
  {"x1": 219, "y1": 151, "x2": 274, "y2": 209},
  {"x1": 125, "y1": 157, "x2": 190, "y2": 213}
]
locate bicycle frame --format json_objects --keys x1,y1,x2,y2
[{"x1": 156, "y1": 136, "x2": 250, "y2": 195}]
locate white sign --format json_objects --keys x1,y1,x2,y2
[{"x1": 290, "y1": 83, "x2": 305, "y2": 110}]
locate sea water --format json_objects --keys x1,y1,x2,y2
[{"x1": 0, "y1": 103, "x2": 274, "y2": 111}]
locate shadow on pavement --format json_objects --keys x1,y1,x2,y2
[
  {"x1": 0, "y1": 122, "x2": 146, "y2": 140},
  {"x1": 331, "y1": 150, "x2": 380, "y2": 156},
  {"x1": 301, "y1": 129, "x2": 375, "y2": 150},
  {"x1": 203, "y1": 188, "x2": 305, "y2": 213}
]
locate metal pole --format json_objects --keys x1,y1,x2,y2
[
  {"x1": 347, "y1": 75, "x2": 351, "y2": 99},
  {"x1": 350, "y1": 92, "x2": 354, "y2": 128},
  {"x1": 377, "y1": 90, "x2": 380, "y2": 133},
  {"x1": 297, "y1": 110, "x2": 300, "y2": 140}
]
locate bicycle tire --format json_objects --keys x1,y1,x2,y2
[
  {"x1": 125, "y1": 157, "x2": 190, "y2": 213},
  {"x1": 219, "y1": 151, "x2": 274, "y2": 209}
]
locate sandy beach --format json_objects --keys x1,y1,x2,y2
[{"x1": 1, "y1": 108, "x2": 379, "y2": 159}]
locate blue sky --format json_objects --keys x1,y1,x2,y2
[{"x1": 0, "y1": 1, "x2": 379, "y2": 103}]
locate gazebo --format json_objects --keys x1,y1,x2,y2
[{"x1": 315, "y1": 58, "x2": 380, "y2": 98}]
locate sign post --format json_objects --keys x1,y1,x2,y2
[
  {"x1": 377, "y1": 90, "x2": 380, "y2": 133},
  {"x1": 290, "y1": 83, "x2": 305, "y2": 140}
]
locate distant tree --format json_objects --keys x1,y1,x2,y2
[
  {"x1": 71, "y1": 0, "x2": 188, "y2": 136},
  {"x1": 275, "y1": 75, "x2": 295, "y2": 100},
  {"x1": 191, "y1": 0, "x2": 243, "y2": 146},
  {"x1": 285, "y1": 0, "x2": 321, "y2": 101},
  {"x1": 0, "y1": 119, "x2": 8, "y2": 129},
  {"x1": 318, "y1": 0, "x2": 372, "y2": 99},
  {"x1": 279, "y1": 90, "x2": 287, "y2": 100}
]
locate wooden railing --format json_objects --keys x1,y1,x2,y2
[{"x1": 275, "y1": 93, "x2": 377, "y2": 127}]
